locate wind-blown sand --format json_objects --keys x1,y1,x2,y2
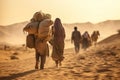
[{"x1": 0, "y1": 34, "x2": 120, "y2": 80}]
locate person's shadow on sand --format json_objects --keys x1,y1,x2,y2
[{"x1": 0, "y1": 70, "x2": 37, "y2": 80}]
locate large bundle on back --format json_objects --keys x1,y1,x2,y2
[
  {"x1": 32, "y1": 11, "x2": 51, "y2": 22},
  {"x1": 23, "y1": 22, "x2": 39, "y2": 35},
  {"x1": 33, "y1": 11, "x2": 45, "y2": 22},
  {"x1": 44, "y1": 14, "x2": 51, "y2": 19},
  {"x1": 23, "y1": 11, "x2": 52, "y2": 35},
  {"x1": 26, "y1": 34, "x2": 35, "y2": 48},
  {"x1": 23, "y1": 11, "x2": 53, "y2": 49},
  {"x1": 23, "y1": 21, "x2": 39, "y2": 48},
  {"x1": 38, "y1": 19, "x2": 53, "y2": 40}
]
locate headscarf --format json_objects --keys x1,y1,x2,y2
[{"x1": 53, "y1": 18, "x2": 65, "y2": 42}]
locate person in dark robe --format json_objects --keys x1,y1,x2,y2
[
  {"x1": 71, "y1": 27, "x2": 82, "y2": 53},
  {"x1": 51, "y1": 18, "x2": 65, "y2": 67},
  {"x1": 82, "y1": 31, "x2": 91, "y2": 51}
]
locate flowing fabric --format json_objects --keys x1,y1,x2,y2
[{"x1": 52, "y1": 18, "x2": 65, "y2": 61}]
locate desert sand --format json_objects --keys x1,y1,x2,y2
[{"x1": 0, "y1": 33, "x2": 120, "y2": 80}]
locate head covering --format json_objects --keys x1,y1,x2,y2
[
  {"x1": 52, "y1": 18, "x2": 65, "y2": 62},
  {"x1": 53, "y1": 18, "x2": 65, "y2": 40}
]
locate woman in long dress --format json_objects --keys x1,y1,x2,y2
[{"x1": 51, "y1": 18, "x2": 65, "y2": 67}]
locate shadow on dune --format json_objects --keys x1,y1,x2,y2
[{"x1": 0, "y1": 70, "x2": 37, "y2": 80}]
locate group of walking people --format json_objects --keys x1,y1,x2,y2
[
  {"x1": 71, "y1": 27, "x2": 100, "y2": 53},
  {"x1": 24, "y1": 12, "x2": 100, "y2": 70},
  {"x1": 34, "y1": 19, "x2": 100, "y2": 70}
]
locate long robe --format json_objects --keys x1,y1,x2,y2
[{"x1": 51, "y1": 19, "x2": 65, "y2": 61}]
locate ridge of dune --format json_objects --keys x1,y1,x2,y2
[
  {"x1": 98, "y1": 34, "x2": 120, "y2": 46},
  {"x1": 0, "y1": 20, "x2": 120, "y2": 45}
]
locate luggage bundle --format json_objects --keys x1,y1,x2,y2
[{"x1": 23, "y1": 11, "x2": 53, "y2": 48}]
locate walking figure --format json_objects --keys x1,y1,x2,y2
[
  {"x1": 91, "y1": 30, "x2": 100, "y2": 46},
  {"x1": 50, "y1": 18, "x2": 66, "y2": 67},
  {"x1": 82, "y1": 31, "x2": 91, "y2": 51},
  {"x1": 71, "y1": 27, "x2": 82, "y2": 53}
]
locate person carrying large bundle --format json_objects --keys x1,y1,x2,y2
[{"x1": 23, "y1": 11, "x2": 53, "y2": 70}]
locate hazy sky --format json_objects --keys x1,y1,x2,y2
[{"x1": 0, "y1": 0, "x2": 120, "y2": 25}]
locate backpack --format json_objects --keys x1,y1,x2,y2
[{"x1": 26, "y1": 34, "x2": 35, "y2": 48}]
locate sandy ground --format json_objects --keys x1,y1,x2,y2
[{"x1": 0, "y1": 37, "x2": 120, "y2": 80}]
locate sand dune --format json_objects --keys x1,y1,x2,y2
[
  {"x1": 0, "y1": 33, "x2": 120, "y2": 80},
  {"x1": 0, "y1": 20, "x2": 120, "y2": 46}
]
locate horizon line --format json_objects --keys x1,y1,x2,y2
[{"x1": 1, "y1": 19, "x2": 120, "y2": 26}]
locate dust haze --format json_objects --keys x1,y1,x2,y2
[
  {"x1": 0, "y1": 20, "x2": 120, "y2": 80},
  {"x1": 0, "y1": 20, "x2": 119, "y2": 48}
]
